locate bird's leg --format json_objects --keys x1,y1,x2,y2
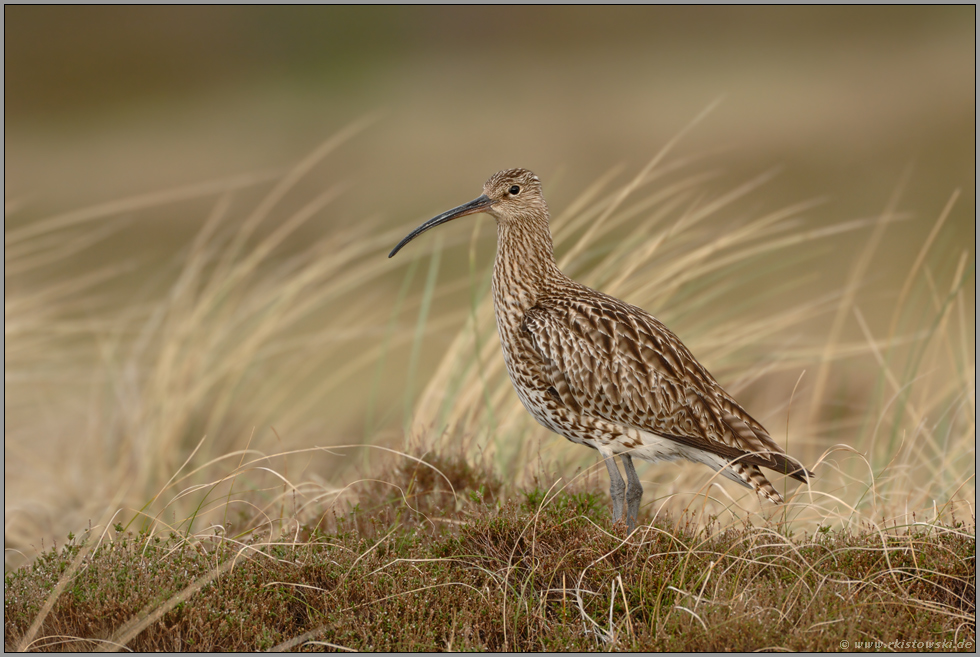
[
  {"x1": 621, "y1": 454, "x2": 643, "y2": 533},
  {"x1": 603, "y1": 455, "x2": 626, "y2": 525}
]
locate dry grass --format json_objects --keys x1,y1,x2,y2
[
  {"x1": 4, "y1": 123, "x2": 975, "y2": 650},
  {"x1": 4, "y1": 450, "x2": 975, "y2": 651},
  {"x1": 5, "y1": 122, "x2": 456, "y2": 562}
]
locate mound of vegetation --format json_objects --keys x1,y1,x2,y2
[{"x1": 5, "y1": 453, "x2": 975, "y2": 652}]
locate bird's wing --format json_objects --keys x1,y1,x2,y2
[{"x1": 521, "y1": 292, "x2": 809, "y2": 481}]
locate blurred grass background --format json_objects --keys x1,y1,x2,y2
[{"x1": 4, "y1": 7, "x2": 975, "y2": 570}]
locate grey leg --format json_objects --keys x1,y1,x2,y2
[
  {"x1": 603, "y1": 455, "x2": 626, "y2": 524},
  {"x1": 621, "y1": 454, "x2": 643, "y2": 533}
]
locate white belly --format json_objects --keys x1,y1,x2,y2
[{"x1": 625, "y1": 430, "x2": 751, "y2": 488}]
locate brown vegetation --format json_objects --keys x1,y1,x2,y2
[{"x1": 5, "y1": 450, "x2": 975, "y2": 652}]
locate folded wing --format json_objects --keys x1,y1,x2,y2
[{"x1": 520, "y1": 291, "x2": 810, "y2": 482}]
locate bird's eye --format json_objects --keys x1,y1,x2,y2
[{"x1": 509, "y1": 185, "x2": 521, "y2": 195}]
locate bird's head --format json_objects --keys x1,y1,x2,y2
[{"x1": 389, "y1": 168, "x2": 547, "y2": 258}]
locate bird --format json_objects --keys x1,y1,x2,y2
[{"x1": 389, "y1": 168, "x2": 811, "y2": 532}]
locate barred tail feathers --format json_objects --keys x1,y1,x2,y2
[{"x1": 731, "y1": 462, "x2": 784, "y2": 504}]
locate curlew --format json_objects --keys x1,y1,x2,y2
[{"x1": 389, "y1": 168, "x2": 810, "y2": 532}]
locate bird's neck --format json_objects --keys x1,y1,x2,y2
[{"x1": 492, "y1": 216, "x2": 562, "y2": 314}]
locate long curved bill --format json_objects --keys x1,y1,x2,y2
[{"x1": 388, "y1": 194, "x2": 495, "y2": 258}]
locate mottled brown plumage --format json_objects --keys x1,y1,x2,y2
[{"x1": 390, "y1": 168, "x2": 810, "y2": 531}]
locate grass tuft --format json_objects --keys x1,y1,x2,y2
[{"x1": 4, "y1": 450, "x2": 975, "y2": 651}]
